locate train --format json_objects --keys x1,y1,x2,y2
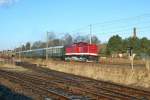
[{"x1": 15, "y1": 42, "x2": 99, "y2": 62}]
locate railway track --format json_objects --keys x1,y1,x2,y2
[
  {"x1": 0, "y1": 70, "x2": 93, "y2": 100},
  {"x1": 33, "y1": 70, "x2": 150, "y2": 100},
  {"x1": 14, "y1": 61, "x2": 150, "y2": 100},
  {"x1": 0, "y1": 69, "x2": 131, "y2": 100},
  {"x1": 49, "y1": 71, "x2": 150, "y2": 99}
]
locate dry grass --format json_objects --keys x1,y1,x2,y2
[
  {"x1": 22, "y1": 58, "x2": 150, "y2": 89},
  {"x1": 0, "y1": 60, "x2": 29, "y2": 72},
  {"x1": 0, "y1": 77, "x2": 41, "y2": 100}
]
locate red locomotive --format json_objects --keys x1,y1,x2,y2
[{"x1": 65, "y1": 42, "x2": 99, "y2": 61}]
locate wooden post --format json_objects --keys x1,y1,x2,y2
[
  {"x1": 129, "y1": 54, "x2": 136, "y2": 70},
  {"x1": 46, "y1": 32, "x2": 49, "y2": 62},
  {"x1": 146, "y1": 59, "x2": 150, "y2": 71}
]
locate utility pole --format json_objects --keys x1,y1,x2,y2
[
  {"x1": 46, "y1": 32, "x2": 49, "y2": 61},
  {"x1": 133, "y1": 27, "x2": 136, "y2": 38},
  {"x1": 128, "y1": 47, "x2": 136, "y2": 70},
  {"x1": 29, "y1": 42, "x2": 32, "y2": 58},
  {"x1": 90, "y1": 24, "x2": 92, "y2": 44},
  {"x1": 19, "y1": 45, "x2": 22, "y2": 61},
  {"x1": 30, "y1": 42, "x2": 31, "y2": 50}
]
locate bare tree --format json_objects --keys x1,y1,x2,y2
[
  {"x1": 48, "y1": 32, "x2": 56, "y2": 40},
  {"x1": 91, "y1": 35, "x2": 100, "y2": 44},
  {"x1": 53, "y1": 39, "x2": 61, "y2": 46},
  {"x1": 74, "y1": 34, "x2": 87, "y2": 43},
  {"x1": 64, "y1": 33, "x2": 73, "y2": 45},
  {"x1": 22, "y1": 45, "x2": 26, "y2": 51},
  {"x1": 25, "y1": 42, "x2": 31, "y2": 50},
  {"x1": 32, "y1": 41, "x2": 46, "y2": 49}
]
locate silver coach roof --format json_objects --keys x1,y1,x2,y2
[{"x1": 16, "y1": 46, "x2": 64, "y2": 53}]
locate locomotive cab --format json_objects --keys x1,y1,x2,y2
[{"x1": 65, "y1": 42, "x2": 98, "y2": 62}]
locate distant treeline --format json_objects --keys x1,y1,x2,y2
[
  {"x1": 15, "y1": 33, "x2": 100, "y2": 52},
  {"x1": 14, "y1": 33, "x2": 150, "y2": 58},
  {"x1": 102, "y1": 35, "x2": 150, "y2": 57}
]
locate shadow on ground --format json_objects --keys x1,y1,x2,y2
[{"x1": 0, "y1": 84, "x2": 32, "y2": 100}]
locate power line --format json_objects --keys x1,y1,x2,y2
[
  {"x1": 92, "y1": 13, "x2": 150, "y2": 26},
  {"x1": 69, "y1": 13, "x2": 150, "y2": 35},
  {"x1": 69, "y1": 25, "x2": 89, "y2": 34}
]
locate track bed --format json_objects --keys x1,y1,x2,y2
[{"x1": 0, "y1": 61, "x2": 150, "y2": 100}]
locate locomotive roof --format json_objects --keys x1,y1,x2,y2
[
  {"x1": 65, "y1": 42, "x2": 97, "y2": 48},
  {"x1": 74, "y1": 42, "x2": 88, "y2": 44}
]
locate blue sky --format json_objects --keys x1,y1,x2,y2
[{"x1": 0, "y1": 0, "x2": 150, "y2": 50}]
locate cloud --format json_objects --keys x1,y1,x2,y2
[{"x1": 0, "y1": 0, "x2": 19, "y2": 6}]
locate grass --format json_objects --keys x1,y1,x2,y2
[{"x1": 21, "y1": 58, "x2": 150, "y2": 89}]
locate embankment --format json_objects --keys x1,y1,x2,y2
[{"x1": 23, "y1": 58, "x2": 150, "y2": 89}]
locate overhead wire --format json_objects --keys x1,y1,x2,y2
[{"x1": 69, "y1": 13, "x2": 150, "y2": 40}]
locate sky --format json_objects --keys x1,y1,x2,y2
[{"x1": 0, "y1": 0, "x2": 150, "y2": 50}]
